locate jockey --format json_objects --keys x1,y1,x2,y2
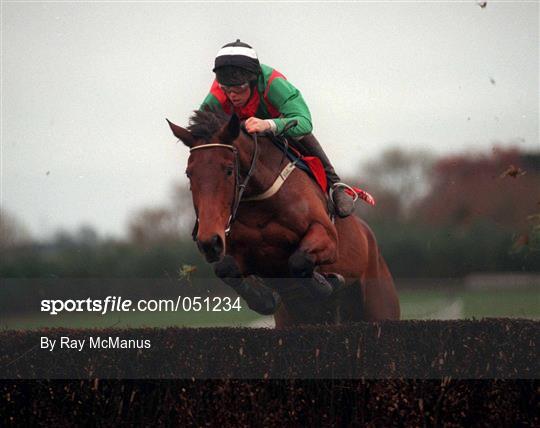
[{"x1": 201, "y1": 39, "x2": 355, "y2": 217}]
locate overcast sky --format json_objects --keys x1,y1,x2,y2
[{"x1": 2, "y1": 1, "x2": 538, "y2": 239}]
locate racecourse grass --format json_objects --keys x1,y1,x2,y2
[
  {"x1": 399, "y1": 288, "x2": 540, "y2": 319},
  {"x1": 460, "y1": 289, "x2": 540, "y2": 318}
]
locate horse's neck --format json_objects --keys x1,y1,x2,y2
[{"x1": 237, "y1": 134, "x2": 287, "y2": 196}]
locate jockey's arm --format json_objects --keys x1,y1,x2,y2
[
  {"x1": 265, "y1": 77, "x2": 313, "y2": 138},
  {"x1": 199, "y1": 77, "x2": 312, "y2": 138}
]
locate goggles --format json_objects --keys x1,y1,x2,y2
[{"x1": 218, "y1": 82, "x2": 250, "y2": 95}]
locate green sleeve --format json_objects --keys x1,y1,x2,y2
[
  {"x1": 266, "y1": 78, "x2": 313, "y2": 138},
  {"x1": 200, "y1": 93, "x2": 223, "y2": 112}
]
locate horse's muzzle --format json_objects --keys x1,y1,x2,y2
[{"x1": 197, "y1": 234, "x2": 225, "y2": 263}]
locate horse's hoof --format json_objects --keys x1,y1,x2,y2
[
  {"x1": 324, "y1": 272, "x2": 345, "y2": 292},
  {"x1": 310, "y1": 272, "x2": 334, "y2": 299},
  {"x1": 288, "y1": 250, "x2": 315, "y2": 278},
  {"x1": 248, "y1": 291, "x2": 281, "y2": 316}
]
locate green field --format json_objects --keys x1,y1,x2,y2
[
  {"x1": 399, "y1": 288, "x2": 539, "y2": 319},
  {"x1": 1, "y1": 288, "x2": 538, "y2": 330}
]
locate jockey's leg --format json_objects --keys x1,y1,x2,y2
[
  {"x1": 213, "y1": 255, "x2": 280, "y2": 315},
  {"x1": 293, "y1": 133, "x2": 354, "y2": 218}
]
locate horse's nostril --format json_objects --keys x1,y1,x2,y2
[
  {"x1": 210, "y1": 234, "x2": 223, "y2": 253},
  {"x1": 197, "y1": 234, "x2": 224, "y2": 262}
]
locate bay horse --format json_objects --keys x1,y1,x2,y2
[{"x1": 167, "y1": 110, "x2": 399, "y2": 327}]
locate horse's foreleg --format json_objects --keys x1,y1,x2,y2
[{"x1": 213, "y1": 255, "x2": 280, "y2": 315}]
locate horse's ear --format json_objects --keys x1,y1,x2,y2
[
  {"x1": 219, "y1": 114, "x2": 240, "y2": 145},
  {"x1": 228, "y1": 114, "x2": 240, "y2": 141},
  {"x1": 166, "y1": 119, "x2": 195, "y2": 147}
]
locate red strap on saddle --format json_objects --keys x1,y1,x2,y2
[
  {"x1": 300, "y1": 156, "x2": 376, "y2": 206},
  {"x1": 302, "y1": 156, "x2": 328, "y2": 192},
  {"x1": 345, "y1": 187, "x2": 376, "y2": 206}
]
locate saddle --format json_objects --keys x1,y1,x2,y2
[{"x1": 267, "y1": 134, "x2": 375, "y2": 207}]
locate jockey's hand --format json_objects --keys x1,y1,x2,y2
[{"x1": 245, "y1": 117, "x2": 271, "y2": 134}]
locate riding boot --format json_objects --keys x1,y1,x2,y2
[{"x1": 293, "y1": 133, "x2": 355, "y2": 217}]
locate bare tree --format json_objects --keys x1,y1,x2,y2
[
  {"x1": 0, "y1": 208, "x2": 31, "y2": 249},
  {"x1": 356, "y1": 147, "x2": 434, "y2": 222},
  {"x1": 126, "y1": 180, "x2": 196, "y2": 245},
  {"x1": 127, "y1": 207, "x2": 182, "y2": 245}
]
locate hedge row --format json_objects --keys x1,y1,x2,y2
[{"x1": 1, "y1": 320, "x2": 537, "y2": 379}]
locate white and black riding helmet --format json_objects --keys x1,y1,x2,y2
[{"x1": 213, "y1": 39, "x2": 261, "y2": 86}]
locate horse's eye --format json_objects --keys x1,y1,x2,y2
[{"x1": 225, "y1": 167, "x2": 234, "y2": 176}]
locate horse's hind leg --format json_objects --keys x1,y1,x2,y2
[
  {"x1": 213, "y1": 255, "x2": 280, "y2": 315},
  {"x1": 362, "y1": 255, "x2": 400, "y2": 320},
  {"x1": 288, "y1": 252, "x2": 335, "y2": 298},
  {"x1": 288, "y1": 222, "x2": 339, "y2": 299}
]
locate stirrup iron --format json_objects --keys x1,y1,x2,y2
[{"x1": 329, "y1": 182, "x2": 359, "y2": 204}]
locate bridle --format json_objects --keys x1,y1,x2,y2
[
  {"x1": 189, "y1": 121, "x2": 298, "y2": 240},
  {"x1": 189, "y1": 133, "x2": 260, "y2": 238}
]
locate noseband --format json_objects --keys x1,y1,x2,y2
[{"x1": 189, "y1": 134, "x2": 260, "y2": 237}]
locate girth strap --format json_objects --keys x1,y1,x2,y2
[{"x1": 242, "y1": 161, "x2": 297, "y2": 202}]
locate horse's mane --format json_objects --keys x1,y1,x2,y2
[{"x1": 188, "y1": 109, "x2": 230, "y2": 142}]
